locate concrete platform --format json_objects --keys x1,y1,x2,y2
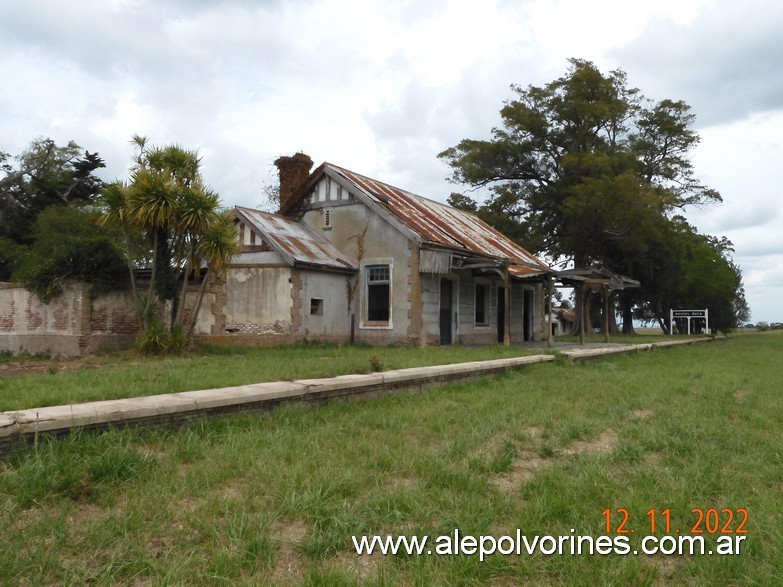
[{"x1": 0, "y1": 338, "x2": 711, "y2": 457}]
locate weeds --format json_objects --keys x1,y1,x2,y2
[
  {"x1": 1, "y1": 333, "x2": 781, "y2": 584},
  {"x1": 136, "y1": 322, "x2": 192, "y2": 355},
  {"x1": 5, "y1": 430, "x2": 155, "y2": 506},
  {"x1": 0, "y1": 342, "x2": 544, "y2": 411}
]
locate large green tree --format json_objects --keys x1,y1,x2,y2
[
  {"x1": 1, "y1": 138, "x2": 107, "y2": 282},
  {"x1": 439, "y1": 59, "x2": 746, "y2": 333},
  {"x1": 441, "y1": 60, "x2": 719, "y2": 261},
  {"x1": 628, "y1": 217, "x2": 749, "y2": 334},
  {"x1": 101, "y1": 137, "x2": 238, "y2": 343},
  {"x1": 1, "y1": 139, "x2": 105, "y2": 245},
  {"x1": 12, "y1": 202, "x2": 128, "y2": 302}
]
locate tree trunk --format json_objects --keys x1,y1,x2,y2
[
  {"x1": 608, "y1": 296, "x2": 621, "y2": 335},
  {"x1": 120, "y1": 219, "x2": 144, "y2": 329},
  {"x1": 187, "y1": 267, "x2": 212, "y2": 335},
  {"x1": 569, "y1": 285, "x2": 603, "y2": 341},
  {"x1": 620, "y1": 290, "x2": 636, "y2": 335}
]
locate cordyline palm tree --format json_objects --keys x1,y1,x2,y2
[{"x1": 100, "y1": 136, "x2": 237, "y2": 338}]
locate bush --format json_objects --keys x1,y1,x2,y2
[
  {"x1": 136, "y1": 322, "x2": 192, "y2": 355},
  {"x1": 12, "y1": 204, "x2": 128, "y2": 302}
]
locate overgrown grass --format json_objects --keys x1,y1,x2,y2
[
  {"x1": 553, "y1": 332, "x2": 704, "y2": 344},
  {"x1": 0, "y1": 343, "x2": 547, "y2": 411},
  {"x1": 1, "y1": 332, "x2": 781, "y2": 584}
]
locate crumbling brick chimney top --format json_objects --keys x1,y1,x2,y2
[{"x1": 274, "y1": 152, "x2": 313, "y2": 216}]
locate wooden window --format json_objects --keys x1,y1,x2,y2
[
  {"x1": 366, "y1": 264, "x2": 390, "y2": 323},
  {"x1": 310, "y1": 298, "x2": 324, "y2": 316},
  {"x1": 475, "y1": 283, "x2": 489, "y2": 325}
]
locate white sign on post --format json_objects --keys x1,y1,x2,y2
[{"x1": 669, "y1": 309, "x2": 709, "y2": 335}]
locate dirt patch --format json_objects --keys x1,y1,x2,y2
[
  {"x1": 470, "y1": 433, "x2": 507, "y2": 460},
  {"x1": 269, "y1": 519, "x2": 308, "y2": 585},
  {"x1": 326, "y1": 550, "x2": 384, "y2": 582},
  {"x1": 492, "y1": 429, "x2": 619, "y2": 493},
  {"x1": 520, "y1": 426, "x2": 544, "y2": 440},
  {"x1": 733, "y1": 390, "x2": 749, "y2": 402},
  {"x1": 0, "y1": 358, "x2": 101, "y2": 378},
  {"x1": 469, "y1": 427, "x2": 543, "y2": 464},
  {"x1": 562, "y1": 430, "x2": 618, "y2": 456},
  {"x1": 644, "y1": 552, "x2": 688, "y2": 584},
  {"x1": 491, "y1": 449, "x2": 550, "y2": 493},
  {"x1": 630, "y1": 409, "x2": 655, "y2": 421}
]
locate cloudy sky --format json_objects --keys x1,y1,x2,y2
[{"x1": 2, "y1": 0, "x2": 781, "y2": 322}]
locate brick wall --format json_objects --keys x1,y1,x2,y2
[{"x1": 0, "y1": 282, "x2": 140, "y2": 357}]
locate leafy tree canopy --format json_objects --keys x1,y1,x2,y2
[
  {"x1": 100, "y1": 136, "x2": 238, "y2": 345},
  {"x1": 0, "y1": 138, "x2": 105, "y2": 246},
  {"x1": 12, "y1": 203, "x2": 128, "y2": 302},
  {"x1": 440, "y1": 58, "x2": 720, "y2": 266},
  {"x1": 1, "y1": 138, "x2": 106, "y2": 282},
  {"x1": 441, "y1": 59, "x2": 747, "y2": 332}
]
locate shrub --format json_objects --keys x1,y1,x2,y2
[{"x1": 136, "y1": 322, "x2": 192, "y2": 355}]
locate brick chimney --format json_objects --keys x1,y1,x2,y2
[{"x1": 274, "y1": 152, "x2": 313, "y2": 216}]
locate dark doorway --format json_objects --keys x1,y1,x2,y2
[
  {"x1": 497, "y1": 286, "x2": 505, "y2": 344},
  {"x1": 440, "y1": 278, "x2": 452, "y2": 345},
  {"x1": 523, "y1": 289, "x2": 533, "y2": 341}
]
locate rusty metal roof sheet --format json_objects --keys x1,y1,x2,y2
[
  {"x1": 234, "y1": 207, "x2": 357, "y2": 271},
  {"x1": 324, "y1": 164, "x2": 551, "y2": 277}
]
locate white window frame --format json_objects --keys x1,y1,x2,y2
[{"x1": 361, "y1": 260, "x2": 393, "y2": 329}]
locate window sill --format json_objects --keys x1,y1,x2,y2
[{"x1": 361, "y1": 321, "x2": 392, "y2": 330}]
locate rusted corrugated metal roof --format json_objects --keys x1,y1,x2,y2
[
  {"x1": 554, "y1": 307, "x2": 576, "y2": 322},
  {"x1": 324, "y1": 164, "x2": 550, "y2": 277},
  {"x1": 234, "y1": 207, "x2": 357, "y2": 271}
]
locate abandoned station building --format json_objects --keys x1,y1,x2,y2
[
  {"x1": 221, "y1": 153, "x2": 552, "y2": 347},
  {"x1": 0, "y1": 153, "x2": 553, "y2": 355}
]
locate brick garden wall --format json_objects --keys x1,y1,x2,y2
[{"x1": 0, "y1": 282, "x2": 139, "y2": 357}]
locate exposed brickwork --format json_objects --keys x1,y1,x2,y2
[
  {"x1": 406, "y1": 241, "x2": 424, "y2": 345},
  {"x1": 275, "y1": 153, "x2": 314, "y2": 215},
  {"x1": 1, "y1": 283, "x2": 140, "y2": 357},
  {"x1": 90, "y1": 305, "x2": 109, "y2": 331},
  {"x1": 53, "y1": 307, "x2": 71, "y2": 332},
  {"x1": 25, "y1": 299, "x2": 43, "y2": 330},
  {"x1": 223, "y1": 321, "x2": 292, "y2": 335},
  {"x1": 0, "y1": 300, "x2": 13, "y2": 332}
]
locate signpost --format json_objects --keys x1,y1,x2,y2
[{"x1": 669, "y1": 309, "x2": 709, "y2": 335}]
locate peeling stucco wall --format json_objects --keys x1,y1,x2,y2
[
  {"x1": 223, "y1": 266, "x2": 294, "y2": 335},
  {"x1": 0, "y1": 282, "x2": 139, "y2": 356}
]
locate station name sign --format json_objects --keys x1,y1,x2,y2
[
  {"x1": 669, "y1": 308, "x2": 709, "y2": 335},
  {"x1": 671, "y1": 310, "x2": 707, "y2": 318}
]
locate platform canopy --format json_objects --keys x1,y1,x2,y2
[{"x1": 555, "y1": 266, "x2": 640, "y2": 291}]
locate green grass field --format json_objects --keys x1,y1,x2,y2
[
  {"x1": 1, "y1": 332, "x2": 781, "y2": 585},
  {"x1": 0, "y1": 343, "x2": 549, "y2": 412}
]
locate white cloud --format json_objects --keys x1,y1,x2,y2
[{"x1": 1, "y1": 0, "x2": 781, "y2": 321}]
